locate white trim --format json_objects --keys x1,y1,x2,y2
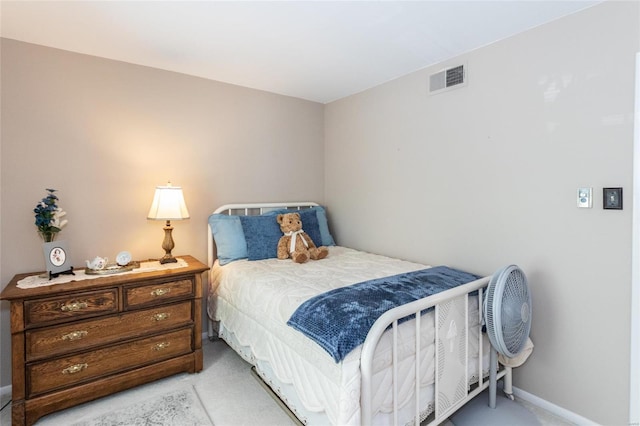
[
  {"x1": 512, "y1": 386, "x2": 599, "y2": 426},
  {"x1": 630, "y1": 51, "x2": 640, "y2": 426},
  {"x1": 212, "y1": 201, "x2": 319, "y2": 216}
]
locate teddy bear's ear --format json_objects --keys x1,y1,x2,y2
[
  {"x1": 277, "y1": 214, "x2": 284, "y2": 224},
  {"x1": 293, "y1": 212, "x2": 301, "y2": 220}
]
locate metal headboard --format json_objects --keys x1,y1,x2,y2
[{"x1": 207, "y1": 201, "x2": 319, "y2": 267}]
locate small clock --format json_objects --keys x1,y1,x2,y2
[
  {"x1": 116, "y1": 251, "x2": 132, "y2": 266},
  {"x1": 42, "y1": 240, "x2": 74, "y2": 279}
]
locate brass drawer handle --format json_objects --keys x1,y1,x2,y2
[
  {"x1": 62, "y1": 363, "x2": 88, "y2": 375},
  {"x1": 61, "y1": 301, "x2": 88, "y2": 312},
  {"x1": 153, "y1": 342, "x2": 170, "y2": 351},
  {"x1": 153, "y1": 313, "x2": 169, "y2": 321},
  {"x1": 62, "y1": 330, "x2": 88, "y2": 341},
  {"x1": 150, "y1": 288, "x2": 171, "y2": 297}
]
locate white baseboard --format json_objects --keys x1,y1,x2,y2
[{"x1": 512, "y1": 386, "x2": 599, "y2": 426}]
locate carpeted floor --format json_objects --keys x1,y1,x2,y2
[
  {"x1": 449, "y1": 388, "x2": 542, "y2": 426},
  {"x1": 2, "y1": 339, "x2": 295, "y2": 426},
  {"x1": 1, "y1": 339, "x2": 571, "y2": 425},
  {"x1": 70, "y1": 385, "x2": 213, "y2": 426}
]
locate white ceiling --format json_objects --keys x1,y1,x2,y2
[{"x1": 1, "y1": 1, "x2": 602, "y2": 103}]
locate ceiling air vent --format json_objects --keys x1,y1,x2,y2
[{"x1": 429, "y1": 64, "x2": 466, "y2": 95}]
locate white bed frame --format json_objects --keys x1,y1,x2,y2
[{"x1": 207, "y1": 202, "x2": 513, "y2": 425}]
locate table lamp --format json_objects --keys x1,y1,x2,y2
[{"x1": 147, "y1": 182, "x2": 190, "y2": 264}]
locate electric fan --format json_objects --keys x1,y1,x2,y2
[{"x1": 484, "y1": 264, "x2": 532, "y2": 408}]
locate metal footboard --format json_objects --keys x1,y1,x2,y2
[{"x1": 361, "y1": 275, "x2": 509, "y2": 426}]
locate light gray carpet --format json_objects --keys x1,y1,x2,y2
[
  {"x1": 0, "y1": 339, "x2": 570, "y2": 425},
  {"x1": 71, "y1": 386, "x2": 212, "y2": 426},
  {"x1": 450, "y1": 388, "x2": 540, "y2": 426},
  {"x1": 15, "y1": 340, "x2": 295, "y2": 426}
]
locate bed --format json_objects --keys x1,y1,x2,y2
[{"x1": 206, "y1": 202, "x2": 511, "y2": 425}]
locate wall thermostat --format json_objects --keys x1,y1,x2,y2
[{"x1": 577, "y1": 188, "x2": 592, "y2": 208}]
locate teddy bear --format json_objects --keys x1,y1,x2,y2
[{"x1": 277, "y1": 212, "x2": 329, "y2": 263}]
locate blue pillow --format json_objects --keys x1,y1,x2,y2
[
  {"x1": 212, "y1": 206, "x2": 336, "y2": 263},
  {"x1": 310, "y1": 206, "x2": 336, "y2": 246},
  {"x1": 263, "y1": 209, "x2": 323, "y2": 247},
  {"x1": 208, "y1": 214, "x2": 247, "y2": 265},
  {"x1": 240, "y1": 215, "x2": 282, "y2": 261},
  {"x1": 241, "y1": 210, "x2": 325, "y2": 261},
  {"x1": 296, "y1": 209, "x2": 322, "y2": 247}
]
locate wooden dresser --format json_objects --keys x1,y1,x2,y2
[{"x1": 0, "y1": 255, "x2": 209, "y2": 426}]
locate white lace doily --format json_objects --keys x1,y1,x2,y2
[{"x1": 17, "y1": 258, "x2": 189, "y2": 289}]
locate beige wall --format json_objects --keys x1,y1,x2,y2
[
  {"x1": 0, "y1": 39, "x2": 324, "y2": 388},
  {"x1": 325, "y1": 1, "x2": 638, "y2": 424}
]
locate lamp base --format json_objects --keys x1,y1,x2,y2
[
  {"x1": 159, "y1": 221, "x2": 177, "y2": 264},
  {"x1": 159, "y1": 254, "x2": 178, "y2": 264}
]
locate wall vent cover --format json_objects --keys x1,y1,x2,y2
[{"x1": 429, "y1": 64, "x2": 466, "y2": 94}]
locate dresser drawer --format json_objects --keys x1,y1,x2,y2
[
  {"x1": 25, "y1": 301, "x2": 193, "y2": 361},
  {"x1": 124, "y1": 278, "x2": 194, "y2": 309},
  {"x1": 27, "y1": 327, "x2": 193, "y2": 396},
  {"x1": 25, "y1": 289, "x2": 118, "y2": 327}
]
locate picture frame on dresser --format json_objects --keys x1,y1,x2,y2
[{"x1": 42, "y1": 240, "x2": 74, "y2": 279}]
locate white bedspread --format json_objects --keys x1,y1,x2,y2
[{"x1": 208, "y1": 246, "x2": 485, "y2": 425}]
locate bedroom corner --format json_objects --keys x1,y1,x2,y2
[{"x1": 1, "y1": 1, "x2": 638, "y2": 425}]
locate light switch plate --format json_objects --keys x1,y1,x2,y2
[
  {"x1": 577, "y1": 188, "x2": 592, "y2": 208},
  {"x1": 603, "y1": 187, "x2": 623, "y2": 209}
]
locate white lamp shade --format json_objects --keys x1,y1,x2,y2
[{"x1": 147, "y1": 184, "x2": 190, "y2": 220}]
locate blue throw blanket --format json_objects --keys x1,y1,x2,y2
[{"x1": 287, "y1": 266, "x2": 480, "y2": 362}]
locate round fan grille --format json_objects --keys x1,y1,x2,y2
[{"x1": 485, "y1": 265, "x2": 531, "y2": 358}]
